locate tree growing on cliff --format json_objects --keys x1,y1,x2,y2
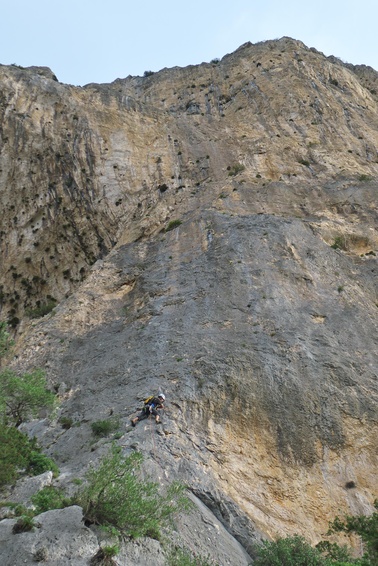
[
  {"x1": 0, "y1": 368, "x2": 56, "y2": 426},
  {"x1": 73, "y1": 444, "x2": 192, "y2": 540}
]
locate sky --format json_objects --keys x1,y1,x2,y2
[{"x1": 1, "y1": 0, "x2": 377, "y2": 86}]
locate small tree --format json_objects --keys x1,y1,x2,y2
[
  {"x1": 0, "y1": 368, "x2": 56, "y2": 426},
  {"x1": 74, "y1": 444, "x2": 191, "y2": 539}
]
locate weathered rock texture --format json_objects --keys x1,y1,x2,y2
[{"x1": 0, "y1": 37, "x2": 377, "y2": 564}]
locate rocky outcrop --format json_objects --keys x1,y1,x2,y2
[
  {"x1": 0, "y1": 37, "x2": 377, "y2": 563},
  {"x1": 2, "y1": 37, "x2": 378, "y2": 322}
]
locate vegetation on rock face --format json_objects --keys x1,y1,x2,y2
[
  {"x1": 0, "y1": 425, "x2": 59, "y2": 487},
  {"x1": 89, "y1": 545, "x2": 120, "y2": 566},
  {"x1": 0, "y1": 334, "x2": 58, "y2": 487},
  {"x1": 31, "y1": 486, "x2": 67, "y2": 514},
  {"x1": 91, "y1": 417, "x2": 120, "y2": 437},
  {"x1": 12, "y1": 514, "x2": 36, "y2": 534},
  {"x1": 25, "y1": 300, "x2": 56, "y2": 319},
  {"x1": 323, "y1": 500, "x2": 378, "y2": 565},
  {"x1": 59, "y1": 416, "x2": 73, "y2": 429},
  {"x1": 167, "y1": 545, "x2": 217, "y2": 565},
  {"x1": 331, "y1": 235, "x2": 346, "y2": 250},
  {"x1": 227, "y1": 163, "x2": 245, "y2": 176},
  {"x1": 0, "y1": 368, "x2": 56, "y2": 427},
  {"x1": 253, "y1": 502, "x2": 378, "y2": 565},
  {"x1": 0, "y1": 425, "x2": 36, "y2": 487},
  {"x1": 0, "y1": 322, "x2": 14, "y2": 362},
  {"x1": 165, "y1": 219, "x2": 182, "y2": 232},
  {"x1": 73, "y1": 444, "x2": 192, "y2": 540},
  {"x1": 26, "y1": 451, "x2": 59, "y2": 478},
  {"x1": 33, "y1": 547, "x2": 49, "y2": 562},
  {"x1": 253, "y1": 535, "x2": 330, "y2": 565}
]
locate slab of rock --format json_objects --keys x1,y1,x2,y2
[{"x1": 0, "y1": 506, "x2": 98, "y2": 566}]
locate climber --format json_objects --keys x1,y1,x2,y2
[{"x1": 131, "y1": 393, "x2": 166, "y2": 426}]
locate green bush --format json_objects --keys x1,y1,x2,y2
[
  {"x1": 165, "y1": 219, "x2": 182, "y2": 232},
  {"x1": 167, "y1": 546, "x2": 217, "y2": 565},
  {"x1": 252, "y1": 503, "x2": 378, "y2": 566},
  {"x1": 316, "y1": 541, "x2": 353, "y2": 564},
  {"x1": 0, "y1": 424, "x2": 59, "y2": 488},
  {"x1": 0, "y1": 425, "x2": 35, "y2": 487},
  {"x1": 227, "y1": 163, "x2": 245, "y2": 176},
  {"x1": 73, "y1": 444, "x2": 191, "y2": 539},
  {"x1": 298, "y1": 159, "x2": 311, "y2": 167},
  {"x1": 91, "y1": 418, "x2": 120, "y2": 438},
  {"x1": 59, "y1": 416, "x2": 73, "y2": 429},
  {"x1": 0, "y1": 368, "x2": 56, "y2": 426},
  {"x1": 331, "y1": 236, "x2": 345, "y2": 250},
  {"x1": 26, "y1": 451, "x2": 59, "y2": 477},
  {"x1": 25, "y1": 300, "x2": 56, "y2": 319},
  {"x1": 90, "y1": 544, "x2": 120, "y2": 565},
  {"x1": 326, "y1": 500, "x2": 378, "y2": 565},
  {"x1": 358, "y1": 174, "x2": 371, "y2": 182},
  {"x1": 253, "y1": 535, "x2": 328, "y2": 565},
  {"x1": 12, "y1": 514, "x2": 35, "y2": 534},
  {"x1": 31, "y1": 486, "x2": 68, "y2": 514}
]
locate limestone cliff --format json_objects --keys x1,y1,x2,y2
[{"x1": 0, "y1": 37, "x2": 377, "y2": 564}]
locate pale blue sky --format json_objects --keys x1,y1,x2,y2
[{"x1": 2, "y1": 0, "x2": 377, "y2": 86}]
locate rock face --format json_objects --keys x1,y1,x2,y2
[{"x1": 0, "y1": 37, "x2": 377, "y2": 563}]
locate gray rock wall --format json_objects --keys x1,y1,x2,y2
[{"x1": 1, "y1": 37, "x2": 378, "y2": 562}]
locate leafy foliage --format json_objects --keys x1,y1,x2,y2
[
  {"x1": 27, "y1": 452, "x2": 59, "y2": 477},
  {"x1": 0, "y1": 424, "x2": 36, "y2": 487},
  {"x1": 31, "y1": 486, "x2": 67, "y2": 514},
  {"x1": 90, "y1": 545, "x2": 120, "y2": 566},
  {"x1": 167, "y1": 546, "x2": 217, "y2": 565},
  {"x1": 73, "y1": 444, "x2": 192, "y2": 539},
  {"x1": 253, "y1": 501, "x2": 378, "y2": 566},
  {"x1": 316, "y1": 540, "x2": 354, "y2": 564},
  {"x1": 0, "y1": 368, "x2": 56, "y2": 426},
  {"x1": 298, "y1": 158, "x2": 311, "y2": 167},
  {"x1": 12, "y1": 514, "x2": 36, "y2": 534},
  {"x1": 91, "y1": 418, "x2": 120, "y2": 438},
  {"x1": 25, "y1": 300, "x2": 56, "y2": 319},
  {"x1": 0, "y1": 424, "x2": 59, "y2": 487},
  {"x1": 326, "y1": 500, "x2": 378, "y2": 565},
  {"x1": 59, "y1": 416, "x2": 73, "y2": 429},
  {"x1": 331, "y1": 236, "x2": 345, "y2": 250},
  {"x1": 253, "y1": 535, "x2": 329, "y2": 565},
  {"x1": 165, "y1": 219, "x2": 182, "y2": 232},
  {"x1": 227, "y1": 163, "x2": 245, "y2": 176}
]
